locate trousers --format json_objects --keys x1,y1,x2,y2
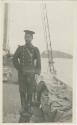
[{"x1": 18, "y1": 72, "x2": 36, "y2": 112}]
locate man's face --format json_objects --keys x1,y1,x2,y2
[{"x1": 24, "y1": 33, "x2": 33, "y2": 44}]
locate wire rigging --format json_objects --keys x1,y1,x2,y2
[{"x1": 41, "y1": 1, "x2": 55, "y2": 74}]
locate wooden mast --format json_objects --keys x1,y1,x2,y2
[{"x1": 3, "y1": 3, "x2": 9, "y2": 53}]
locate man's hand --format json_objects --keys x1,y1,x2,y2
[
  {"x1": 35, "y1": 74, "x2": 39, "y2": 81},
  {"x1": 35, "y1": 74, "x2": 44, "y2": 84}
]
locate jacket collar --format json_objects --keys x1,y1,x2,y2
[{"x1": 25, "y1": 43, "x2": 34, "y2": 49}]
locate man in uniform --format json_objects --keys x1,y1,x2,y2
[{"x1": 13, "y1": 30, "x2": 41, "y2": 122}]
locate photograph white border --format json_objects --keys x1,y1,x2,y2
[{"x1": 0, "y1": 0, "x2": 77, "y2": 124}]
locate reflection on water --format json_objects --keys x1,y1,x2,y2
[{"x1": 41, "y1": 58, "x2": 73, "y2": 87}]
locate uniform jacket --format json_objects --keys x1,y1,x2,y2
[{"x1": 13, "y1": 44, "x2": 41, "y2": 75}]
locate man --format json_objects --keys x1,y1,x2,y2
[{"x1": 13, "y1": 30, "x2": 41, "y2": 122}]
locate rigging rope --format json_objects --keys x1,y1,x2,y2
[
  {"x1": 41, "y1": 3, "x2": 49, "y2": 73},
  {"x1": 41, "y1": 1, "x2": 55, "y2": 74}
]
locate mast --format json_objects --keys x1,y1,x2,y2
[
  {"x1": 41, "y1": 2, "x2": 56, "y2": 74},
  {"x1": 3, "y1": 3, "x2": 9, "y2": 54}
]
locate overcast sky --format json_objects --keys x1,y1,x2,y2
[{"x1": 6, "y1": 1, "x2": 75, "y2": 54}]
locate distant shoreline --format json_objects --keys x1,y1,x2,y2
[{"x1": 41, "y1": 50, "x2": 73, "y2": 59}]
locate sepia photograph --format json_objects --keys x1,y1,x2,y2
[{"x1": 2, "y1": 1, "x2": 74, "y2": 123}]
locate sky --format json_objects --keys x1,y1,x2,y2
[{"x1": 6, "y1": 1, "x2": 75, "y2": 54}]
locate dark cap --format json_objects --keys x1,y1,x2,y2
[{"x1": 24, "y1": 30, "x2": 35, "y2": 35}]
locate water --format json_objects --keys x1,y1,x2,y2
[
  {"x1": 41, "y1": 58, "x2": 73, "y2": 87},
  {"x1": 8, "y1": 58, "x2": 73, "y2": 88}
]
